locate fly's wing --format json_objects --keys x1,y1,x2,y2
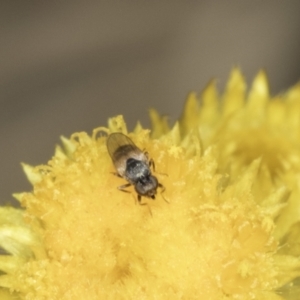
[
  {"x1": 106, "y1": 132, "x2": 136, "y2": 160},
  {"x1": 106, "y1": 132, "x2": 144, "y2": 170}
]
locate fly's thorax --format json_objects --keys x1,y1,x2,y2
[{"x1": 124, "y1": 158, "x2": 150, "y2": 183}]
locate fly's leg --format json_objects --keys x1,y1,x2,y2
[
  {"x1": 137, "y1": 194, "x2": 153, "y2": 216},
  {"x1": 158, "y1": 183, "x2": 169, "y2": 203},
  {"x1": 137, "y1": 194, "x2": 147, "y2": 205},
  {"x1": 149, "y1": 158, "x2": 156, "y2": 172},
  {"x1": 149, "y1": 157, "x2": 168, "y2": 176},
  {"x1": 143, "y1": 150, "x2": 155, "y2": 172},
  {"x1": 117, "y1": 183, "x2": 139, "y2": 206},
  {"x1": 144, "y1": 150, "x2": 167, "y2": 176},
  {"x1": 117, "y1": 183, "x2": 132, "y2": 193},
  {"x1": 111, "y1": 172, "x2": 122, "y2": 178},
  {"x1": 158, "y1": 182, "x2": 165, "y2": 192}
]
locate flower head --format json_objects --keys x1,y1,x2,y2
[{"x1": 1, "y1": 69, "x2": 300, "y2": 299}]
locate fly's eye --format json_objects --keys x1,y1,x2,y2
[
  {"x1": 150, "y1": 176, "x2": 158, "y2": 188},
  {"x1": 135, "y1": 181, "x2": 147, "y2": 195}
]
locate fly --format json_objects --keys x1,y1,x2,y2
[{"x1": 106, "y1": 132, "x2": 165, "y2": 204}]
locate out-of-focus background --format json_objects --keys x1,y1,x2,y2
[{"x1": 1, "y1": 1, "x2": 300, "y2": 205}]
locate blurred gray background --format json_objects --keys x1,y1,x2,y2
[{"x1": 1, "y1": 1, "x2": 300, "y2": 205}]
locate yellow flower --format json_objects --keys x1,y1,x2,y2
[{"x1": 1, "y1": 69, "x2": 300, "y2": 299}]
